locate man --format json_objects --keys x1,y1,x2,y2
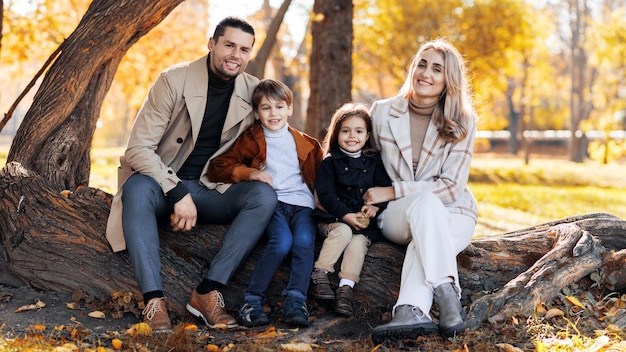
[{"x1": 105, "y1": 16, "x2": 278, "y2": 332}]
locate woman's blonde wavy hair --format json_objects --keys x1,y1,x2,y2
[{"x1": 399, "y1": 38, "x2": 476, "y2": 143}]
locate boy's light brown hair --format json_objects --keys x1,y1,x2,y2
[{"x1": 252, "y1": 79, "x2": 293, "y2": 110}]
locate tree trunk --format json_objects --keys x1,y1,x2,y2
[
  {"x1": 3, "y1": 160, "x2": 626, "y2": 327},
  {"x1": 6, "y1": 0, "x2": 183, "y2": 190},
  {"x1": 305, "y1": 0, "x2": 353, "y2": 140}
]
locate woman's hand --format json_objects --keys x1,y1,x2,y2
[
  {"x1": 363, "y1": 186, "x2": 395, "y2": 205},
  {"x1": 361, "y1": 204, "x2": 379, "y2": 218}
]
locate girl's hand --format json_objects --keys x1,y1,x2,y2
[
  {"x1": 342, "y1": 212, "x2": 367, "y2": 230},
  {"x1": 250, "y1": 170, "x2": 274, "y2": 187},
  {"x1": 363, "y1": 186, "x2": 395, "y2": 205}
]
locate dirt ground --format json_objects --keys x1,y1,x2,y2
[
  {"x1": 0, "y1": 283, "x2": 388, "y2": 350},
  {"x1": 0, "y1": 284, "x2": 138, "y2": 338},
  {"x1": 0, "y1": 282, "x2": 539, "y2": 351}
]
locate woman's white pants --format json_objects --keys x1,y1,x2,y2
[{"x1": 381, "y1": 192, "x2": 475, "y2": 316}]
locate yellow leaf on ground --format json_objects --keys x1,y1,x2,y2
[
  {"x1": 184, "y1": 323, "x2": 198, "y2": 330},
  {"x1": 564, "y1": 295, "x2": 586, "y2": 309},
  {"x1": 66, "y1": 302, "x2": 80, "y2": 310},
  {"x1": 206, "y1": 344, "x2": 220, "y2": 351},
  {"x1": 127, "y1": 322, "x2": 152, "y2": 337},
  {"x1": 111, "y1": 338, "x2": 123, "y2": 350},
  {"x1": 535, "y1": 303, "x2": 547, "y2": 315}
]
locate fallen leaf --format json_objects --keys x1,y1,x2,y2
[
  {"x1": 111, "y1": 338, "x2": 123, "y2": 350},
  {"x1": 451, "y1": 344, "x2": 470, "y2": 352},
  {"x1": 14, "y1": 299, "x2": 46, "y2": 312},
  {"x1": 88, "y1": 311, "x2": 105, "y2": 319},
  {"x1": 495, "y1": 343, "x2": 524, "y2": 352},
  {"x1": 0, "y1": 292, "x2": 13, "y2": 302},
  {"x1": 127, "y1": 322, "x2": 152, "y2": 337},
  {"x1": 206, "y1": 344, "x2": 220, "y2": 351},
  {"x1": 31, "y1": 324, "x2": 46, "y2": 332},
  {"x1": 564, "y1": 295, "x2": 586, "y2": 309},
  {"x1": 588, "y1": 335, "x2": 611, "y2": 351},
  {"x1": 66, "y1": 302, "x2": 80, "y2": 310},
  {"x1": 280, "y1": 342, "x2": 313, "y2": 352},
  {"x1": 535, "y1": 303, "x2": 547, "y2": 315},
  {"x1": 545, "y1": 308, "x2": 565, "y2": 319}
]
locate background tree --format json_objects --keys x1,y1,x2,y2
[
  {"x1": 585, "y1": 6, "x2": 626, "y2": 164},
  {"x1": 305, "y1": 0, "x2": 353, "y2": 140},
  {"x1": 563, "y1": 0, "x2": 596, "y2": 162}
]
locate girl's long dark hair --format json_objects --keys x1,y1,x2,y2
[{"x1": 323, "y1": 103, "x2": 374, "y2": 155}]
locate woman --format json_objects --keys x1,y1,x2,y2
[{"x1": 366, "y1": 38, "x2": 478, "y2": 342}]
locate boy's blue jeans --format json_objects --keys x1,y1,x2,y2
[{"x1": 245, "y1": 201, "x2": 316, "y2": 301}]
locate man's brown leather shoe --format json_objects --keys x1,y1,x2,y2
[
  {"x1": 142, "y1": 297, "x2": 172, "y2": 332},
  {"x1": 186, "y1": 289, "x2": 238, "y2": 329}
]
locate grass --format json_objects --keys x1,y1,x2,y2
[{"x1": 468, "y1": 154, "x2": 626, "y2": 237}]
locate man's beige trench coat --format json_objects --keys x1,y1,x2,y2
[{"x1": 105, "y1": 55, "x2": 259, "y2": 252}]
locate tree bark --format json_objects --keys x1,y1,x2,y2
[
  {"x1": 6, "y1": 0, "x2": 183, "y2": 190},
  {"x1": 305, "y1": 0, "x2": 353, "y2": 140},
  {"x1": 2, "y1": 160, "x2": 626, "y2": 327}
]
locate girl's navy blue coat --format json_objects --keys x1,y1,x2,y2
[{"x1": 313, "y1": 148, "x2": 392, "y2": 241}]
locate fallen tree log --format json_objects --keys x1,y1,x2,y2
[{"x1": 2, "y1": 161, "x2": 626, "y2": 328}]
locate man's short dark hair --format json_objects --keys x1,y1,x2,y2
[{"x1": 213, "y1": 16, "x2": 255, "y2": 44}]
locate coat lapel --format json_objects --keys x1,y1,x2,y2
[
  {"x1": 388, "y1": 97, "x2": 414, "y2": 176},
  {"x1": 414, "y1": 119, "x2": 444, "y2": 178},
  {"x1": 183, "y1": 55, "x2": 209, "y2": 144},
  {"x1": 222, "y1": 75, "x2": 254, "y2": 133}
]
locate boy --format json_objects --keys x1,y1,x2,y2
[{"x1": 208, "y1": 79, "x2": 324, "y2": 327}]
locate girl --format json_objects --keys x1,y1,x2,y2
[{"x1": 310, "y1": 103, "x2": 392, "y2": 317}]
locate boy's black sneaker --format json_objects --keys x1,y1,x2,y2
[
  {"x1": 283, "y1": 295, "x2": 310, "y2": 327},
  {"x1": 237, "y1": 297, "x2": 269, "y2": 327}
]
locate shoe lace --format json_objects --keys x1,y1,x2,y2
[
  {"x1": 212, "y1": 291, "x2": 226, "y2": 313},
  {"x1": 142, "y1": 297, "x2": 165, "y2": 320}
]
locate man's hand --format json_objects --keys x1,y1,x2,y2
[{"x1": 170, "y1": 194, "x2": 197, "y2": 232}]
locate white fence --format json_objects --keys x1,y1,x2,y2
[{"x1": 476, "y1": 130, "x2": 626, "y2": 141}]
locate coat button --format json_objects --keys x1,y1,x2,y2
[{"x1": 176, "y1": 137, "x2": 183, "y2": 144}]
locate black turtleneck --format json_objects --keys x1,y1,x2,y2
[
  {"x1": 166, "y1": 56, "x2": 236, "y2": 203},
  {"x1": 177, "y1": 56, "x2": 236, "y2": 179}
]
